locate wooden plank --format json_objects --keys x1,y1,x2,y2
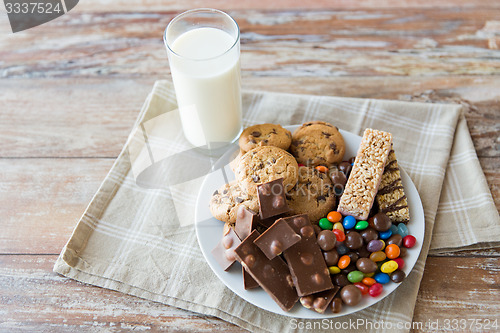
[
  {"x1": 1, "y1": 77, "x2": 499, "y2": 159},
  {"x1": 0, "y1": 254, "x2": 498, "y2": 331},
  {"x1": 413, "y1": 257, "x2": 500, "y2": 331},
  {"x1": 74, "y1": 0, "x2": 500, "y2": 12},
  {"x1": 1, "y1": 9, "x2": 500, "y2": 79},
  {"x1": 0, "y1": 255, "x2": 245, "y2": 332},
  {"x1": 0, "y1": 159, "x2": 113, "y2": 254}
]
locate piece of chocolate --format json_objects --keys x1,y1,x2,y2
[
  {"x1": 235, "y1": 206, "x2": 259, "y2": 240},
  {"x1": 254, "y1": 219, "x2": 301, "y2": 260},
  {"x1": 211, "y1": 228, "x2": 242, "y2": 271},
  {"x1": 299, "y1": 286, "x2": 340, "y2": 314},
  {"x1": 243, "y1": 266, "x2": 260, "y2": 290},
  {"x1": 282, "y1": 214, "x2": 334, "y2": 296},
  {"x1": 233, "y1": 230, "x2": 298, "y2": 312},
  {"x1": 257, "y1": 178, "x2": 291, "y2": 219}
]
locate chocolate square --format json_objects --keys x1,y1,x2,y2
[
  {"x1": 235, "y1": 206, "x2": 259, "y2": 240},
  {"x1": 243, "y1": 266, "x2": 260, "y2": 290},
  {"x1": 257, "y1": 178, "x2": 291, "y2": 219},
  {"x1": 211, "y1": 228, "x2": 241, "y2": 271},
  {"x1": 300, "y1": 286, "x2": 339, "y2": 314},
  {"x1": 282, "y1": 214, "x2": 334, "y2": 296},
  {"x1": 234, "y1": 230, "x2": 298, "y2": 312},
  {"x1": 254, "y1": 218, "x2": 301, "y2": 260}
]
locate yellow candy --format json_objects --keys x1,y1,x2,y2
[
  {"x1": 380, "y1": 240, "x2": 386, "y2": 250},
  {"x1": 333, "y1": 222, "x2": 344, "y2": 233},
  {"x1": 381, "y1": 260, "x2": 398, "y2": 274},
  {"x1": 364, "y1": 272, "x2": 375, "y2": 278},
  {"x1": 328, "y1": 266, "x2": 341, "y2": 274}
]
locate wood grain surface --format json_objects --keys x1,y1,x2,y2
[{"x1": 1, "y1": 1, "x2": 499, "y2": 332}]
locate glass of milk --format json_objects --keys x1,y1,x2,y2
[{"x1": 164, "y1": 9, "x2": 242, "y2": 150}]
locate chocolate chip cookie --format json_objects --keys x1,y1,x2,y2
[
  {"x1": 286, "y1": 166, "x2": 336, "y2": 223},
  {"x1": 209, "y1": 181, "x2": 259, "y2": 224},
  {"x1": 290, "y1": 121, "x2": 345, "y2": 166},
  {"x1": 236, "y1": 146, "x2": 298, "y2": 196},
  {"x1": 239, "y1": 123, "x2": 292, "y2": 152}
]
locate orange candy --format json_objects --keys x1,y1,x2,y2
[
  {"x1": 315, "y1": 165, "x2": 328, "y2": 173},
  {"x1": 385, "y1": 244, "x2": 401, "y2": 259},
  {"x1": 327, "y1": 211, "x2": 342, "y2": 223},
  {"x1": 362, "y1": 277, "x2": 376, "y2": 286},
  {"x1": 338, "y1": 255, "x2": 351, "y2": 269}
]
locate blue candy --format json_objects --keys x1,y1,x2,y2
[
  {"x1": 397, "y1": 223, "x2": 409, "y2": 238},
  {"x1": 390, "y1": 224, "x2": 398, "y2": 235},
  {"x1": 343, "y1": 215, "x2": 357, "y2": 230},
  {"x1": 379, "y1": 229, "x2": 393, "y2": 240},
  {"x1": 374, "y1": 272, "x2": 391, "y2": 284},
  {"x1": 336, "y1": 243, "x2": 349, "y2": 255}
]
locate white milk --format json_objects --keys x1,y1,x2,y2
[{"x1": 169, "y1": 27, "x2": 242, "y2": 148}]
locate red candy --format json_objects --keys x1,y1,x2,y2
[
  {"x1": 393, "y1": 257, "x2": 405, "y2": 270},
  {"x1": 354, "y1": 282, "x2": 369, "y2": 295},
  {"x1": 369, "y1": 283, "x2": 383, "y2": 297},
  {"x1": 333, "y1": 229, "x2": 346, "y2": 242},
  {"x1": 403, "y1": 235, "x2": 416, "y2": 248}
]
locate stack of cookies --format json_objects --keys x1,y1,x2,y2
[{"x1": 210, "y1": 121, "x2": 347, "y2": 229}]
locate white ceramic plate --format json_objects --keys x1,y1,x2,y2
[{"x1": 195, "y1": 126, "x2": 424, "y2": 318}]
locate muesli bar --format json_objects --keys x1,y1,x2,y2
[
  {"x1": 337, "y1": 129, "x2": 392, "y2": 220},
  {"x1": 376, "y1": 149, "x2": 410, "y2": 223}
]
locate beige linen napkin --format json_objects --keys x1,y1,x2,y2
[{"x1": 54, "y1": 81, "x2": 500, "y2": 332}]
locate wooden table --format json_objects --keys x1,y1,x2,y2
[{"x1": 1, "y1": 1, "x2": 499, "y2": 331}]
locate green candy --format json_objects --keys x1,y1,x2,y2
[
  {"x1": 319, "y1": 218, "x2": 333, "y2": 230},
  {"x1": 347, "y1": 270, "x2": 364, "y2": 283},
  {"x1": 355, "y1": 220, "x2": 369, "y2": 230}
]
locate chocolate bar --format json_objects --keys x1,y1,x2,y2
[
  {"x1": 257, "y1": 178, "x2": 291, "y2": 219},
  {"x1": 300, "y1": 286, "x2": 339, "y2": 314},
  {"x1": 282, "y1": 214, "x2": 334, "y2": 296},
  {"x1": 211, "y1": 227, "x2": 241, "y2": 271},
  {"x1": 235, "y1": 206, "x2": 259, "y2": 240},
  {"x1": 254, "y1": 219, "x2": 301, "y2": 260},
  {"x1": 234, "y1": 230, "x2": 299, "y2": 312},
  {"x1": 376, "y1": 149, "x2": 410, "y2": 223},
  {"x1": 337, "y1": 128, "x2": 393, "y2": 220},
  {"x1": 242, "y1": 267, "x2": 260, "y2": 290}
]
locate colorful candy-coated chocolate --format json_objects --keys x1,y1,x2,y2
[
  {"x1": 336, "y1": 243, "x2": 349, "y2": 255},
  {"x1": 338, "y1": 255, "x2": 351, "y2": 269},
  {"x1": 380, "y1": 240, "x2": 386, "y2": 250},
  {"x1": 364, "y1": 272, "x2": 375, "y2": 278},
  {"x1": 362, "y1": 277, "x2": 376, "y2": 286},
  {"x1": 369, "y1": 251, "x2": 386, "y2": 262},
  {"x1": 347, "y1": 270, "x2": 364, "y2": 283},
  {"x1": 328, "y1": 266, "x2": 341, "y2": 274},
  {"x1": 315, "y1": 165, "x2": 328, "y2": 173},
  {"x1": 333, "y1": 229, "x2": 346, "y2": 242},
  {"x1": 390, "y1": 224, "x2": 398, "y2": 235},
  {"x1": 381, "y1": 260, "x2": 398, "y2": 274},
  {"x1": 366, "y1": 239, "x2": 384, "y2": 252},
  {"x1": 319, "y1": 218, "x2": 333, "y2": 230},
  {"x1": 393, "y1": 257, "x2": 405, "y2": 270},
  {"x1": 403, "y1": 235, "x2": 417, "y2": 248},
  {"x1": 298, "y1": 163, "x2": 305, "y2": 167},
  {"x1": 397, "y1": 223, "x2": 409, "y2": 237},
  {"x1": 385, "y1": 244, "x2": 401, "y2": 259},
  {"x1": 343, "y1": 216, "x2": 357, "y2": 229},
  {"x1": 368, "y1": 283, "x2": 383, "y2": 297},
  {"x1": 374, "y1": 272, "x2": 390, "y2": 284},
  {"x1": 378, "y1": 229, "x2": 392, "y2": 240},
  {"x1": 354, "y1": 282, "x2": 370, "y2": 295},
  {"x1": 333, "y1": 222, "x2": 345, "y2": 233},
  {"x1": 390, "y1": 270, "x2": 406, "y2": 283},
  {"x1": 355, "y1": 220, "x2": 369, "y2": 230},
  {"x1": 327, "y1": 211, "x2": 342, "y2": 223}
]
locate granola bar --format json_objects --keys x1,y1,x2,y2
[
  {"x1": 376, "y1": 149, "x2": 410, "y2": 223},
  {"x1": 337, "y1": 128, "x2": 392, "y2": 220}
]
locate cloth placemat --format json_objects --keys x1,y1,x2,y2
[{"x1": 54, "y1": 81, "x2": 500, "y2": 332}]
